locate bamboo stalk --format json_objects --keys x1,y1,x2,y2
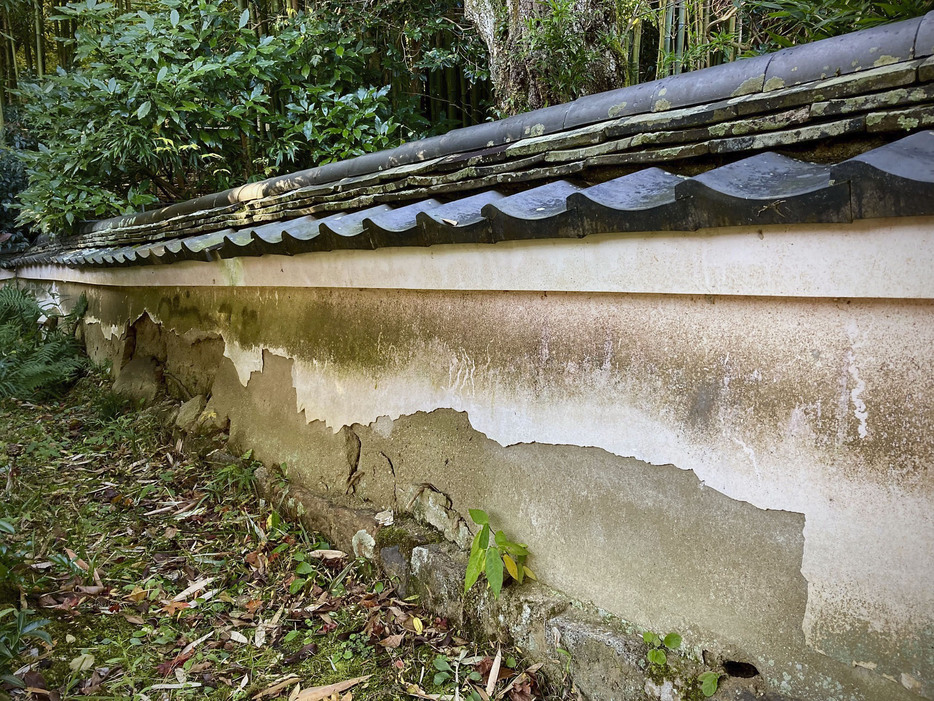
[
  {"x1": 727, "y1": 13, "x2": 736, "y2": 62},
  {"x1": 630, "y1": 19, "x2": 642, "y2": 85},
  {"x1": 34, "y1": 0, "x2": 44, "y2": 78},
  {"x1": 675, "y1": 0, "x2": 685, "y2": 74},
  {"x1": 8, "y1": 13, "x2": 19, "y2": 90},
  {"x1": 656, "y1": 0, "x2": 669, "y2": 79}
]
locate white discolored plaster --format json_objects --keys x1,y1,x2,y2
[
  {"x1": 223, "y1": 339, "x2": 265, "y2": 387},
  {"x1": 84, "y1": 316, "x2": 127, "y2": 342}
]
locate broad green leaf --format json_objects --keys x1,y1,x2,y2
[
  {"x1": 468, "y1": 509, "x2": 488, "y2": 526},
  {"x1": 643, "y1": 631, "x2": 660, "y2": 646},
  {"x1": 288, "y1": 578, "x2": 305, "y2": 594},
  {"x1": 494, "y1": 530, "x2": 507, "y2": 547},
  {"x1": 238, "y1": 9, "x2": 250, "y2": 29},
  {"x1": 698, "y1": 672, "x2": 720, "y2": 697},
  {"x1": 503, "y1": 542, "x2": 529, "y2": 557},
  {"x1": 502, "y1": 553, "x2": 519, "y2": 580},
  {"x1": 464, "y1": 541, "x2": 485, "y2": 594},
  {"x1": 136, "y1": 101, "x2": 151, "y2": 119},
  {"x1": 295, "y1": 562, "x2": 315, "y2": 575},
  {"x1": 663, "y1": 632, "x2": 682, "y2": 649},
  {"x1": 485, "y1": 546, "x2": 504, "y2": 599},
  {"x1": 647, "y1": 649, "x2": 667, "y2": 666},
  {"x1": 469, "y1": 528, "x2": 482, "y2": 558},
  {"x1": 157, "y1": 66, "x2": 168, "y2": 83},
  {"x1": 478, "y1": 524, "x2": 490, "y2": 549},
  {"x1": 170, "y1": 9, "x2": 180, "y2": 27},
  {"x1": 0, "y1": 519, "x2": 14, "y2": 534},
  {"x1": 433, "y1": 657, "x2": 452, "y2": 672}
]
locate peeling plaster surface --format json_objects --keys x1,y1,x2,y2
[
  {"x1": 8, "y1": 217, "x2": 934, "y2": 299},
  {"x1": 31, "y1": 218, "x2": 934, "y2": 700},
  {"x1": 223, "y1": 339, "x2": 264, "y2": 386}
]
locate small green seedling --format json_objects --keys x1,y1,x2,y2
[
  {"x1": 643, "y1": 631, "x2": 682, "y2": 666},
  {"x1": 464, "y1": 509, "x2": 535, "y2": 599},
  {"x1": 432, "y1": 651, "x2": 483, "y2": 699},
  {"x1": 698, "y1": 671, "x2": 722, "y2": 697}
]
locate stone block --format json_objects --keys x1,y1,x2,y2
[
  {"x1": 112, "y1": 356, "x2": 160, "y2": 404},
  {"x1": 379, "y1": 546, "x2": 410, "y2": 597},
  {"x1": 409, "y1": 543, "x2": 467, "y2": 626},
  {"x1": 175, "y1": 395, "x2": 206, "y2": 432},
  {"x1": 546, "y1": 612, "x2": 647, "y2": 701}
]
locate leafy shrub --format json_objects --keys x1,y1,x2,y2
[
  {"x1": 0, "y1": 105, "x2": 33, "y2": 254},
  {"x1": 0, "y1": 286, "x2": 86, "y2": 399},
  {"x1": 17, "y1": 0, "x2": 412, "y2": 235}
]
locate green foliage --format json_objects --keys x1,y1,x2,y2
[
  {"x1": 0, "y1": 519, "x2": 26, "y2": 602},
  {"x1": 746, "y1": 0, "x2": 931, "y2": 50},
  {"x1": 698, "y1": 670, "x2": 722, "y2": 697},
  {"x1": 518, "y1": 0, "x2": 599, "y2": 107},
  {"x1": 0, "y1": 286, "x2": 86, "y2": 399},
  {"x1": 464, "y1": 509, "x2": 535, "y2": 599},
  {"x1": 432, "y1": 651, "x2": 483, "y2": 699},
  {"x1": 643, "y1": 630, "x2": 681, "y2": 667},
  {"x1": 0, "y1": 606, "x2": 52, "y2": 680},
  {"x1": 0, "y1": 149, "x2": 29, "y2": 254},
  {"x1": 0, "y1": 519, "x2": 52, "y2": 679},
  {"x1": 16, "y1": 0, "x2": 410, "y2": 235}
]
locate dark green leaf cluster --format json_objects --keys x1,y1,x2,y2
[{"x1": 0, "y1": 286, "x2": 86, "y2": 399}]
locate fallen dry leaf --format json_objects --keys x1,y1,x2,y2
[
  {"x1": 379, "y1": 633, "x2": 405, "y2": 649},
  {"x1": 156, "y1": 650, "x2": 193, "y2": 677},
  {"x1": 127, "y1": 586, "x2": 148, "y2": 603},
  {"x1": 172, "y1": 576, "x2": 215, "y2": 602},
  {"x1": 307, "y1": 549, "x2": 346, "y2": 561},
  {"x1": 253, "y1": 674, "x2": 300, "y2": 699},
  {"x1": 294, "y1": 675, "x2": 371, "y2": 701}
]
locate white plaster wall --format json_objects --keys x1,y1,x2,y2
[
  {"x1": 24, "y1": 216, "x2": 934, "y2": 698},
  {"x1": 11, "y1": 216, "x2": 934, "y2": 299}
]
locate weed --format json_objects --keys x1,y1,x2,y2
[
  {"x1": 432, "y1": 650, "x2": 484, "y2": 700},
  {"x1": 643, "y1": 630, "x2": 682, "y2": 667},
  {"x1": 465, "y1": 509, "x2": 535, "y2": 599}
]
